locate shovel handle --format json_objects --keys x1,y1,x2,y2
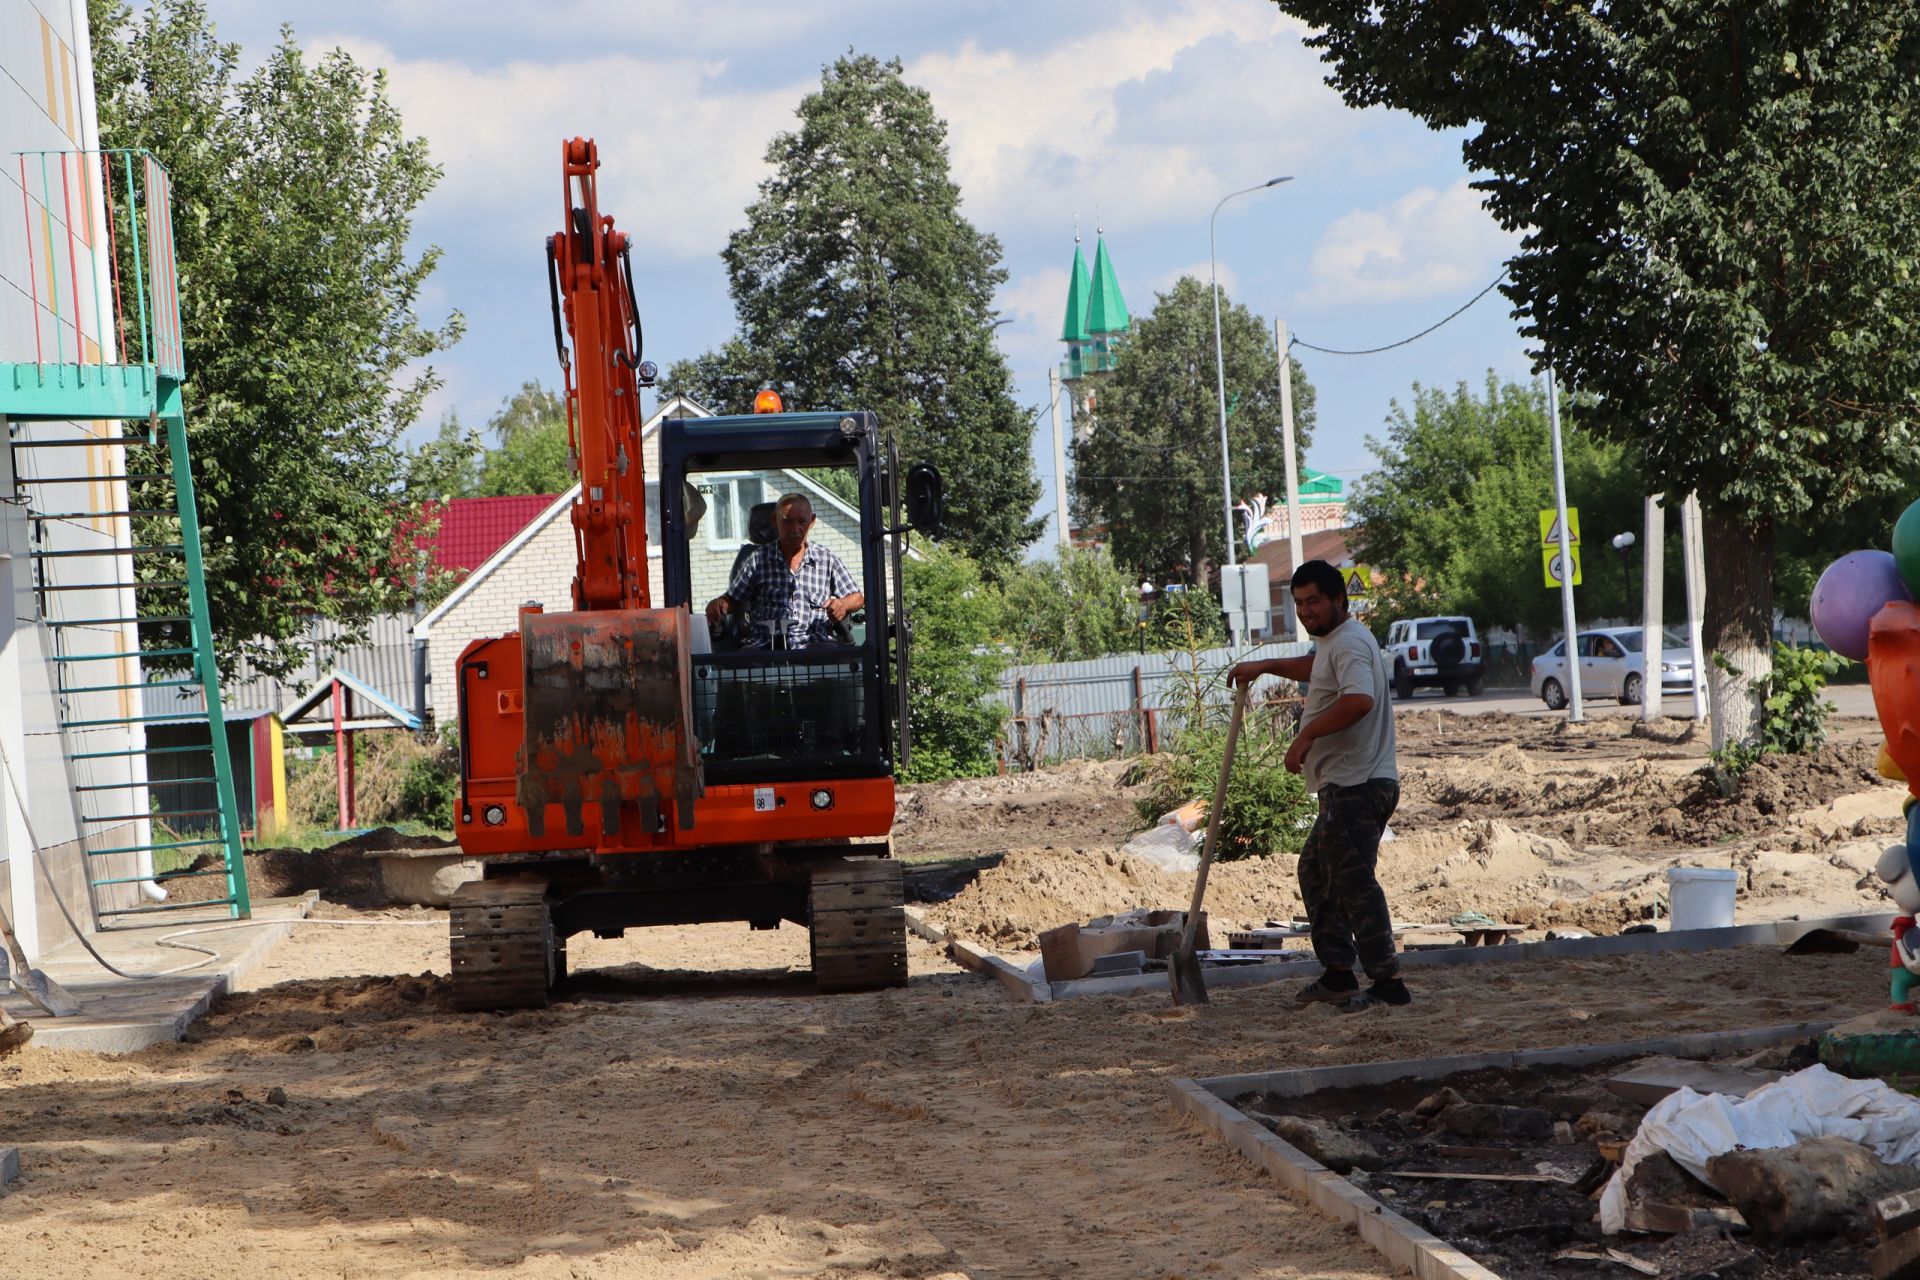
[{"x1": 1178, "y1": 682, "x2": 1250, "y2": 954}]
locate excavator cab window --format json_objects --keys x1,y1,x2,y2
[{"x1": 661, "y1": 420, "x2": 894, "y2": 786}]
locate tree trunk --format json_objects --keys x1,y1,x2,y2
[
  {"x1": 1188, "y1": 527, "x2": 1208, "y2": 591},
  {"x1": 1702, "y1": 513, "x2": 1773, "y2": 751}
]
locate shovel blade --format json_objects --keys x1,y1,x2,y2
[
  {"x1": 1167, "y1": 947, "x2": 1209, "y2": 1006},
  {"x1": 14, "y1": 969, "x2": 81, "y2": 1018}
]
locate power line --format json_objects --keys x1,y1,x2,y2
[{"x1": 1291, "y1": 272, "x2": 1508, "y2": 357}]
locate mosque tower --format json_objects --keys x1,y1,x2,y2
[{"x1": 1059, "y1": 225, "x2": 1130, "y2": 436}]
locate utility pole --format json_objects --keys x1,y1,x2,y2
[
  {"x1": 1642, "y1": 493, "x2": 1664, "y2": 723},
  {"x1": 1047, "y1": 367, "x2": 1071, "y2": 552},
  {"x1": 1547, "y1": 366, "x2": 1584, "y2": 722},
  {"x1": 1681, "y1": 493, "x2": 1709, "y2": 722},
  {"x1": 1275, "y1": 318, "x2": 1307, "y2": 642}
]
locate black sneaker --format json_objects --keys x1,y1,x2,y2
[
  {"x1": 1295, "y1": 970, "x2": 1359, "y2": 1003},
  {"x1": 1337, "y1": 977, "x2": 1414, "y2": 1013}
]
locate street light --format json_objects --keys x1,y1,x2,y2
[
  {"x1": 1611, "y1": 531, "x2": 1637, "y2": 604},
  {"x1": 1136, "y1": 581, "x2": 1157, "y2": 655},
  {"x1": 1211, "y1": 176, "x2": 1293, "y2": 577}
]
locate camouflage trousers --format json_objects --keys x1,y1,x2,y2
[{"x1": 1298, "y1": 778, "x2": 1401, "y2": 981}]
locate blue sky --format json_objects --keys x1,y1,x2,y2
[{"x1": 201, "y1": 0, "x2": 1535, "y2": 539}]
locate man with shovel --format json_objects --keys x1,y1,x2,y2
[{"x1": 1229, "y1": 560, "x2": 1409, "y2": 1012}]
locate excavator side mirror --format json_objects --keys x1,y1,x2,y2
[{"x1": 905, "y1": 463, "x2": 944, "y2": 535}]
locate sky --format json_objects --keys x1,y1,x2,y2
[{"x1": 198, "y1": 0, "x2": 1537, "y2": 546}]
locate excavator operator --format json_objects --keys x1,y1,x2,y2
[{"x1": 705, "y1": 493, "x2": 863, "y2": 648}]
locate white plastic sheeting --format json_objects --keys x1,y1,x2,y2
[{"x1": 1600, "y1": 1064, "x2": 1920, "y2": 1234}]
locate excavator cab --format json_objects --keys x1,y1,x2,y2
[{"x1": 660, "y1": 410, "x2": 903, "y2": 784}]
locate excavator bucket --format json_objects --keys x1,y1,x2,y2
[{"x1": 516, "y1": 607, "x2": 704, "y2": 843}]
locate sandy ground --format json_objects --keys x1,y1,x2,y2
[{"x1": 0, "y1": 710, "x2": 1909, "y2": 1278}]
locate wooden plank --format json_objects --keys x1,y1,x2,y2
[
  {"x1": 810, "y1": 880, "x2": 901, "y2": 912},
  {"x1": 1606, "y1": 1055, "x2": 1782, "y2": 1106},
  {"x1": 1389, "y1": 1170, "x2": 1574, "y2": 1185},
  {"x1": 1870, "y1": 1228, "x2": 1920, "y2": 1280},
  {"x1": 811, "y1": 912, "x2": 904, "y2": 949},
  {"x1": 1874, "y1": 1191, "x2": 1920, "y2": 1241}
]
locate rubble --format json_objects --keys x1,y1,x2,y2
[{"x1": 1707, "y1": 1136, "x2": 1920, "y2": 1242}]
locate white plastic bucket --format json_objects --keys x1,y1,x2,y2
[{"x1": 1666, "y1": 866, "x2": 1738, "y2": 931}]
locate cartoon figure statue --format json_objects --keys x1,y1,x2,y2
[{"x1": 1878, "y1": 814, "x2": 1920, "y2": 1014}]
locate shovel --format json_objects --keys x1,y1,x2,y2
[
  {"x1": 0, "y1": 892, "x2": 79, "y2": 1017},
  {"x1": 1168, "y1": 681, "x2": 1251, "y2": 1006}
]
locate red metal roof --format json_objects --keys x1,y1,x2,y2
[{"x1": 428, "y1": 494, "x2": 559, "y2": 576}]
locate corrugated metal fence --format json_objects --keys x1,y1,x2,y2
[
  {"x1": 142, "y1": 613, "x2": 419, "y2": 724},
  {"x1": 991, "y1": 640, "x2": 1311, "y2": 769}
]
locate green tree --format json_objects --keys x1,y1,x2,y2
[
  {"x1": 662, "y1": 53, "x2": 1042, "y2": 571},
  {"x1": 473, "y1": 382, "x2": 573, "y2": 497},
  {"x1": 1072, "y1": 278, "x2": 1315, "y2": 585},
  {"x1": 1274, "y1": 0, "x2": 1920, "y2": 747},
  {"x1": 902, "y1": 546, "x2": 1005, "y2": 781},
  {"x1": 994, "y1": 545, "x2": 1140, "y2": 662},
  {"x1": 1353, "y1": 374, "x2": 1649, "y2": 633},
  {"x1": 91, "y1": 0, "x2": 460, "y2": 676}
]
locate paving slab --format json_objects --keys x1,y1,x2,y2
[{"x1": 0, "y1": 893, "x2": 317, "y2": 1053}]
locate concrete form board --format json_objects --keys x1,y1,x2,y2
[
  {"x1": 1169, "y1": 1078, "x2": 1501, "y2": 1280},
  {"x1": 0, "y1": 1144, "x2": 17, "y2": 1189},
  {"x1": 1172, "y1": 1021, "x2": 1829, "y2": 1280},
  {"x1": 1034, "y1": 912, "x2": 1895, "y2": 1002}
]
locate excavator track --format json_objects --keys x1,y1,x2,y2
[
  {"x1": 449, "y1": 875, "x2": 558, "y2": 1011},
  {"x1": 808, "y1": 857, "x2": 908, "y2": 993}
]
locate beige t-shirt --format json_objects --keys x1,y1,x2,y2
[{"x1": 1301, "y1": 617, "x2": 1398, "y2": 792}]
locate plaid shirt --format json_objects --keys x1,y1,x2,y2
[{"x1": 727, "y1": 540, "x2": 859, "y2": 648}]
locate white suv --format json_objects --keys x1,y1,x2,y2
[{"x1": 1384, "y1": 616, "x2": 1484, "y2": 699}]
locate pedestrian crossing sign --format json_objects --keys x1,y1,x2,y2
[
  {"x1": 1538, "y1": 507, "x2": 1581, "y2": 547},
  {"x1": 1342, "y1": 565, "x2": 1371, "y2": 596},
  {"x1": 1542, "y1": 545, "x2": 1583, "y2": 588}
]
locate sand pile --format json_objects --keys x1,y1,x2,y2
[{"x1": 923, "y1": 845, "x2": 1304, "y2": 948}]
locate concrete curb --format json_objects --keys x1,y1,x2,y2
[
  {"x1": 7, "y1": 893, "x2": 319, "y2": 1054},
  {"x1": 907, "y1": 908, "x2": 1054, "y2": 1003},
  {"x1": 1170, "y1": 1021, "x2": 1830, "y2": 1280},
  {"x1": 1040, "y1": 912, "x2": 1893, "y2": 1002}
]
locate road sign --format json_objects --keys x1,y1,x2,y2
[
  {"x1": 1539, "y1": 507, "x2": 1581, "y2": 547},
  {"x1": 1542, "y1": 545, "x2": 1583, "y2": 588},
  {"x1": 1342, "y1": 565, "x2": 1371, "y2": 597}
]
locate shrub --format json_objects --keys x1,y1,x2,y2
[{"x1": 1136, "y1": 700, "x2": 1316, "y2": 860}]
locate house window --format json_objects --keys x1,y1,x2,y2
[{"x1": 700, "y1": 475, "x2": 765, "y2": 550}]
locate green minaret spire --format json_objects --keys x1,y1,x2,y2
[
  {"x1": 1086, "y1": 235, "x2": 1130, "y2": 336},
  {"x1": 1061, "y1": 241, "x2": 1092, "y2": 342}
]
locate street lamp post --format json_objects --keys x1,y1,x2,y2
[
  {"x1": 1210, "y1": 176, "x2": 1292, "y2": 643},
  {"x1": 1611, "y1": 531, "x2": 1637, "y2": 603}
]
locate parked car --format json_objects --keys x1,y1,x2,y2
[
  {"x1": 1530, "y1": 626, "x2": 1697, "y2": 709},
  {"x1": 1384, "y1": 616, "x2": 1484, "y2": 699}
]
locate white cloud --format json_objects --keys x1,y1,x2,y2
[
  {"x1": 325, "y1": 36, "x2": 805, "y2": 260},
  {"x1": 906, "y1": 2, "x2": 1362, "y2": 237},
  {"x1": 1296, "y1": 180, "x2": 1516, "y2": 308}
]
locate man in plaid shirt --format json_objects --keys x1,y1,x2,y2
[{"x1": 704, "y1": 493, "x2": 863, "y2": 648}]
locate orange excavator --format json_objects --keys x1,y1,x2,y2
[{"x1": 447, "y1": 138, "x2": 943, "y2": 1008}]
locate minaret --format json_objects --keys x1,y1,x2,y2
[{"x1": 1059, "y1": 225, "x2": 1129, "y2": 435}]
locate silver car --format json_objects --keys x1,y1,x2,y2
[{"x1": 1530, "y1": 627, "x2": 1697, "y2": 709}]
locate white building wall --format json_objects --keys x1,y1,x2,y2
[{"x1": 2, "y1": 0, "x2": 151, "y2": 953}]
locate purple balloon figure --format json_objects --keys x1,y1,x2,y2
[{"x1": 1811, "y1": 550, "x2": 1912, "y2": 661}]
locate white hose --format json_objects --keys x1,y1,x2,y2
[{"x1": 0, "y1": 729, "x2": 437, "y2": 979}]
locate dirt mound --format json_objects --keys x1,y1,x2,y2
[
  {"x1": 171, "y1": 844, "x2": 391, "y2": 908},
  {"x1": 1667, "y1": 741, "x2": 1887, "y2": 842},
  {"x1": 1380, "y1": 820, "x2": 1627, "y2": 929},
  {"x1": 923, "y1": 845, "x2": 1301, "y2": 948},
  {"x1": 325, "y1": 827, "x2": 458, "y2": 855},
  {"x1": 893, "y1": 759, "x2": 1148, "y2": 861}
]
